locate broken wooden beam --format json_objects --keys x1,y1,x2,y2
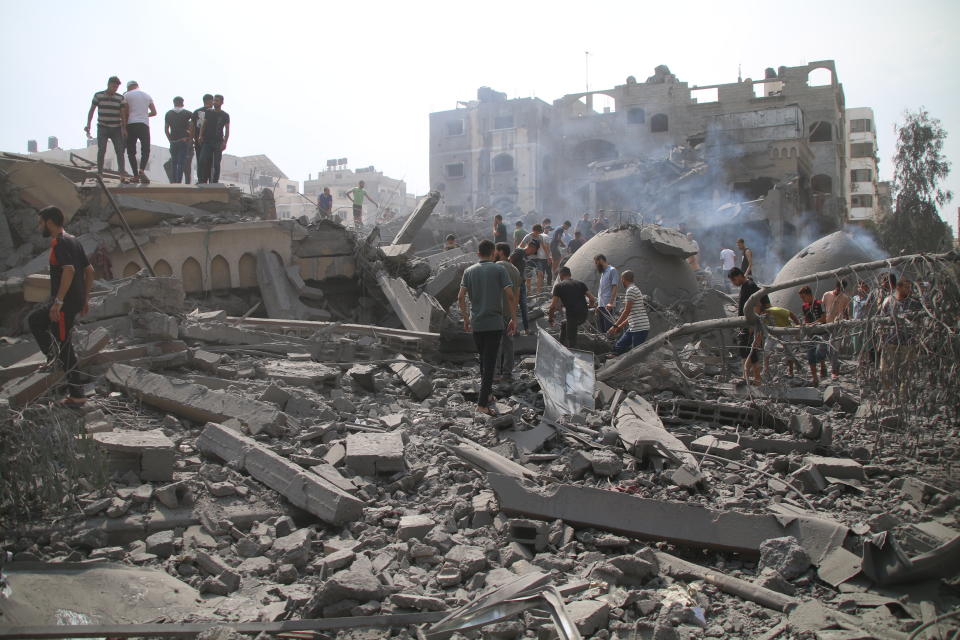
[{"x1": 197, "y1": 422, "x2": 364, "y2": 526}]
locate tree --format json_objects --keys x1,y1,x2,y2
[{"x1": 878, "y1": 108, "x2": 954, "y2": 254}]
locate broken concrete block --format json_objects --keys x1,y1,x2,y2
[
  {"x1": 387, "y1": 355, "x2": 433, "y2": 400},
  {"x1": 316, "y1": 549, "x2": 356, "y2": 573},
  {"x1": 391, "y1": 593, "x2": 446, "y2": 611},
  {"x1": 397, "y1": 515, "x2": 434, "y2": 541},
  {"x1": 824, "y1": 386, "x2": 859, "y2": 413},
  {"x1": 190, "y1": 349, "x2": 222, "y2": 372},
  {"x1": 391, "y1": 190, "x2": 440, "y2": 246},
  {"x1": 258, "y1": 384, "x2": 291, "y2": 407},
  {"x1": 789, "y1": 464, "x2": 828, "y2": 494},
  {"x1": 345, "y1": 431, "x2": 406, "y2": 476},
  {"x1": 92, "y1": 429, "x2": 175, "y2": 482},
  {"x1": 586, "y1": 450, "x2": 623, "y2": 476},
  {"x1": 803, "y1": 455, "x2": 865, "y2": 481},
  {"x1": 145, "y1": 530, "x2": 176, "y2": 558},
  {"x1": 690, "y1": 435, "x2": 743, "y2": 460},
  {"x1": 566, "y1": 599, "x2": 611, "y2": 636},
  {"x1": 444, "y1": 545, "x2": 487, "y2": 576},
  {"x1": 197, "y1": 422, "x2": 364, "y2": 525},
  {"x1": 154, "y1": 480, "x2": 190, "y2": 509},
  {"x1": 106, "y1": 364, "x2": 285, "y2": 436},
  {"x1": 305, "y1": 568, "x2": 386, "y2": 616},
  {"x1": 616, "y1": 396, "x2": 697, "y2": 467},
  {"x1": 508, "y1": 518, "x2": 549, "y2": 551},
  {"x1": 271, "y1": 528, "x2": 313, "y2": 568},
  {"x1": 263, "y1": 360, "x2": 338, "y2": 386},
  {"x1": 348, "y1": 364, "x2": 378, "y2": 392},
  {"x1": 759, "y1": 536, "x2": 812, "y2": 580},
  {"x1": 756, "y1": 567, "x2": 797, "y2": 596},
  {"x1": 789, "y1": 414, "x2": 823, "y2": 440}
]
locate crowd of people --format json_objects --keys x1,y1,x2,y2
[
  {"x1": 457, "y1": 214, "x2": 652, "y2": 414},
  {"x1": 86, "y1": 76, "x2": 231, "y2": 185}
]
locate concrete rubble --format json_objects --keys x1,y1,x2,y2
[{"x1": 1, "y1": 157, "x2": 958, "y2": 639}]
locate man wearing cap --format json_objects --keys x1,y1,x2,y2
[
  {"x1": 84, "y1": 76, "x2": 126, "y2": 178},
  {"x1": 121, "y1": 81, "x2": 157, "y2": 184}
]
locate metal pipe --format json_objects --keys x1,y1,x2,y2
[{"x1": 94, "y1": 175, "x2": 156, "y2": 277}]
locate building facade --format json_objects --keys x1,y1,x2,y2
[
  {"x1": 430, "y1": 61, "x2": 855, "y2": 238},
  {"x1": 844, "y1": 107, "x2": 881, "y2": 222}
]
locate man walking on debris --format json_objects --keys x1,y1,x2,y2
[
  {"x1": 728, "y1": 267, "x2": 769, "y2": 384},
  {"x1": 317, "y1": 187, "x2": 333, "y2": 218},
  {"x1": 495, "y1": 243, "x2": 521, "y2": 381},
  {"x1": 191, "y1": 94, "x2": 213, "y2": 183},
  {"x1": 548, "y1": 266, "x2": 595, "y2": 349},
  {"x1": 164, "y1": 97, "x2": 193, "y2": 184},
  {"x1": 121, "y1": 81, "x2": 157, "y2": 184},
  {"x1": 513, "y1": 220, "x2": 526, "y2": 249},
  {"x1": 606, "y1": 270, "x2": 650, "y2": 355},
  {"x1": 519, "y1": 224, "x2": 551, "y2": 295},
  {"x1": 85, "y1": 76, "x2": 126, "y2": 178},
  {"x1": 550, "y1": 220, "x2": 570, "y2": 278},
  {"x1": 759, "y1": 300, "x2": 800, "y2": 378},
  {"x1": 347, "y1": 180, "x2": 377, "y2": 229},
  {"x1": 493, "y1": 214, "x2": 508, "y2": 244},
  {"x1": 198, "y1": 94, "x2": 230, "y2": 184},
  {"x1": 594, "y1": 254, "x2": 619, "y2": 333},
  {"x1": 28, "y1": 206, "x2": 94, "y2": 408},
  {"x1": 822, "y1": 279, "x2": 851, "y2": 380},
  {"x1": 879, "y1": 278, "x2": 921, "y2": 392},
  {"x1": 508, "y1": 245, "x2": 529, "y2": 334},
  {"x1": 458, "y1": 240, "x2": 516, "y2": 415},
  {"x1": 737, "y1": 237, "x2": 754, "y2": 277},
  {"x1": 799, "y1": 285, "x2": 829, "y2": 386}
]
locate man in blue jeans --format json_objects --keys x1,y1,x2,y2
[
  {"x1": 164, "y1": 97, "x2": 194, "y2": 183},
  {"x1": 606, "y1": 270, "x2": 650, "y2": 355}
]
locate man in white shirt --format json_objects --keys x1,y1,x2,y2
[
  {"x1": 593, "y1": 253, "x2": 619, "y2": 332},
  {"x1": 720, "y1": 246, "x2": 736, "y2": 291},
  {"x1": 121, "y1": 81, "x2": 157, "y2": 184},
  {"x1": 519, "y1": 224, "x2": 551, "y2": 295},
  {"x1": 822, "y1": 279, "x2": 851, "y2": 380}
]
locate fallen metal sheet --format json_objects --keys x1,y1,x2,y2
[
  {"x1": 487, "y1": 474, "x2": 848, "y2": 558},
  {"x1": 426, "y1": 572, "x2": 582, "y2": 640},
  {"x1": 615, "y1": 396, "x2": 697, "y2": 468},
  {"x1": 0, "y1": 561, "x2": 203, "y2": 628},
  {"x1": 502, "y1": 422, "x2": 557, "y2": 454},
  {"x1": 534, "y1": 330, "x2": 595, "y2": 422},
  {"x1": 447, "y1": 437, "x2": 537, "y2": 480},
  {"x1": 817, "y1": 546, "x2": 863, "y2": 587},
  {"x1": 861, "y1": 532, "x2": 960, "y2": 585},
  {"x1": 0, "y1": 612, "x2": 448, "y2": 639}
]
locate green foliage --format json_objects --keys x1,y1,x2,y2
[{"x1": 878, "y1": 108, "x2": 954, "y2": 254}]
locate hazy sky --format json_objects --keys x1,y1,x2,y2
[{"x1": 2, "y1": 0, "x2": 958, "y2": 232}]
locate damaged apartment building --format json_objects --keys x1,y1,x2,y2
[{"x1": 430, "y1": 61, "x2": 887, "y2": 268}]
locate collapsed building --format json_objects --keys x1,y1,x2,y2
[
  {"x1": 1, "y1": 141, "x2": 959, "y2": 640},
  {"x1": 430, "y1": 61, "x2": 895, "y2": 279}
]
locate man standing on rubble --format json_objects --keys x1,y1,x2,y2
[
  {"x1": 549, "y1": 221, "x2": 570, "y2": 279},
  {"x1": 879, "y1": 278, "x2": 921, "y2": 392},
  {"x1": 198, "y1": 94, "x2": 230, "y2": 184},
  {"x1": 191, "y1": 94, "x2": 213, "y2": 183},
  {"x1": 317, "y1": 187, "x2": 333, "y2": 218},
  {"x1": 737, "y1": 238, "x2": 754, "y2": 277},
  {"x1": 458, "y1": 240, "x2": 516, "y2": 415},
  {"x1": 85, "y1": 76, "x2": 126, "y2": 179},
  {"x1": 121, "y1": 81, "x2": 157, "y2": 184},
  {"x1": 798, "y1": 285, "x2": 829, "y2": 386},
  {"x1": 720, "y1": 245, "x2": 736, "y2": 292},
  {"x1": 519, "y1": 224, "x2": 551, "y2": 295},
  {"x1": 493, "y1": 214, "x2": 508, "y2": 244},
  {"x1": 728, "y1": 267, "x2": 769, "y2": 384},
  {"x1": 513, "y1": 220, "x2": 526, "y2": 249},
  {"x1": 606, "y1": 270, "x2": 650, "y2": 355},
  {"x1": 548, "y1": 266, "x2": 595, "y2": 349},
  {"x1": 347, "y1": 180, "x2": 378, "y2": 229},
  {"x1": 576, "y1": 213, "x2": 593, "y2": 240},
  {"x1": 594, "y1": 254, "x2": 619, "y2": 333},
  {"x1": 164, "y1": 97, "x2": 193, "y2": 184},
  {"x1": 495, "y1": 242, "x2": 521, "y2": 381},
  {"x1": 28, "y1": 206, "x2": 94, "y2": 407},
  {"x1": 822, "y1": 279, "x2": 851, "y2": 380}
]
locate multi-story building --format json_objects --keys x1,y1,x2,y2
[
  {"x1": 844, "y1": 107, "x2": 881, "y2": 222},
  {"x1": 302, "y1": 164, "x2": 415, "y2": 221},
  {"x1": 430, "y1": 61, "x2": 854, "y2": 259}
]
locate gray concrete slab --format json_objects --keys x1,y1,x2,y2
[
  {"x1": 392, "y1": 191, "x2": 440, "y2": 246},
  {"x1": 377, "y1": 274, "x2": 445, "y2": 333},
  {"x1": 387, "y1": 355, "x2": 433, "y2": 400},
  {"x1": 197, "y1": 422, "x2": 364, "y2": 526}
]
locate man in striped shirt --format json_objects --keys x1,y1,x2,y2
[
  {"x1": 84, "y1": 76, "x2": 126, "y2": 177},
  {"x1": 606, "y1": 270, "x2": 650, "y2": 355}
]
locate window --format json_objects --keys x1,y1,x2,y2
[
  {"x1": 850, "y1": 143, "x2": 874, "y2": 158},
  {"x1": 851, "y1": 195, "x2": 874, "y2": 208},
  {"x1": 811, "y1": 174, "x2": 833, "y2": 194},
  {"x1": 850, "y1": 168, "x2": 872, "y2": 182},
  {"x1": 286, "y1": 184, "x2": 296, "y2": 193},
  {"x1": 850, "y1": 119, "x2": 871, "y2": 133},
  {"x1": 650, "y1": 113, "x2": 668, "y2": 133},
  {"x1": 627, "y1": 107, "x2": 645, "y2": 124},
  {"x1": 492, "y1": 153, "x2": 514, "y2": 172},
  {"x1": 445, "y1": 120, "x2": 464, "y2": 136},
  {"x1": 809, "y1": 121, "x2": 832, "y2": 142},
  {"x1": 492, "y1": 115, "x2": 514, "y2": 129},
  {"x1": 445, "y1": 162, "x2": 465, "y2": 178}
]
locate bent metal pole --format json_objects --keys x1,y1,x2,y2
[{"x1": 94, "y1": 175, "x2": 156, "y2": 277}]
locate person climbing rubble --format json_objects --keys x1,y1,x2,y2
[
  {"x1": 548, "y1": 266, "x2": 595, "y2": 349},
  {"x1": 798, "y1": 285, "x2": 829, "y2": 386},
  {"x1": 822, "y1": 279, "x2": 851, "y2": 380},
  {"x1": 606, "y1": 270, "x2": 650, "y2": 355},
  {"x1": 879, "y1": 278, "x2": 922, "y2": 393},
  {"x1": 728, "y1": 267, "x2": 768, "y2": 385},
  {"x1": 758, "y1": 299, "x2": 800, "y2": 378}
]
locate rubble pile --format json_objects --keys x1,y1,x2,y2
[{"x1": 1, "y1": 160, "x2": 959, "y2": 638}]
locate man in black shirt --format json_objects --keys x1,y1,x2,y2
[
  {"x1": 191, "y1": 94, "x2": 213, "y2": 183},
  {"x1": 728, "y1": 267, "x2": 769, "y2": 384},
  {"x1": 198, "y1": 94, "x2": 230, "y2": 183},
  {"x1": 165, "y1": 97, "x2": 194, "y2": 184},
  {"x1": 567, "y1": 230, "x2": 585, "y2": 255},
  {"x1": 28, "y1": 206, "x2": 95, "y2": 407},
  {"x1": 548, "y1": 266, "x2": 596, "y2": 349}
]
